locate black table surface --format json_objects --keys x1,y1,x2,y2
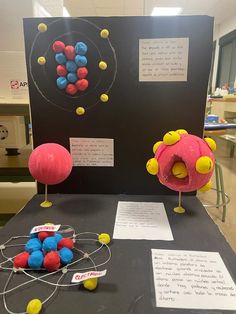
[{"x1": 0, "y1": 194, "x2": 235, "y2": 314}]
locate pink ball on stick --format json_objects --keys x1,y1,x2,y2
[{"x1": 28, "y1": 143, "x2": 73, "y2": 185}]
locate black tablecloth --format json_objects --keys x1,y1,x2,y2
[{"x1": 0, "y1": 194, "x2": 235, "y2": 314}]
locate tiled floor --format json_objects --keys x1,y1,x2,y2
[{"x1": 198, "y1": 138, "x2": 236, "y2": 253}]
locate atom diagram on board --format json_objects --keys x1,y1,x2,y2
[
  {"x1": 0, "y1": 224, "x2": 111, "y2": 314},
  {"x1": 29, "y1": 18, "x2": 117, "y2": 116}
]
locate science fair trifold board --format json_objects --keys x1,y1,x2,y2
[{"x1": 23, "y1": 16, "x2": 213, "y2": 194}]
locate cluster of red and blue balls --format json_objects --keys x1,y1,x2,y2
[
  {"x1": 13, "y1": 231, "x2": 74, "y2": 272},
  {"x1": 53, "y1": 40, "x2": 89, "y2": 95}
]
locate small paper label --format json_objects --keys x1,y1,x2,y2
[
  {"x1": 139, "y1": 38, "x2": 189, "y2": 82},
  {"x1": 30, "y1": 224, "x2": 61, "y2": 234},
  {"x1": 71, "y1": 269, "x2": 107, "y2": 283},
  {"x1": 69, "y1": 137, "x2": 114, "y2": 167}
]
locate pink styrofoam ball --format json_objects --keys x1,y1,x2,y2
[
  {"x1": 38, "y1": 231, "x2": 55, "y2": 242},
  {"x1": 44, "y1": 251, "x2": 61, "y2": 272},
  {"x1": 155, "y1": 134, "x2": 215, "y2": 192},
  {"x1": 57, "y1": 237, "x2": 74, "y2": 250},
  {"x1": 52, "y1": 41, "x2": 65, "y2": 53},
  {"x1": 13, "y1": 251, "x2": 30, "y2": 268},
  {"x1": 28, "y1": 143, "x2": 73, "y2": 185},
  {"x1": 64, "y1": 45, "x2": 75, "y2": 60}
]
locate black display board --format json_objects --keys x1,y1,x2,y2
[
  {"x1": 0, "y1": 194, "x2": 235, "y2": 314},
  {"x1": 23, "y1": 16, "x2": 213, "y2": 194}
]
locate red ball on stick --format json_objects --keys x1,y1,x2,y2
[{"x1": 28, "y1": 143, "x2": 73, "y2": 185}]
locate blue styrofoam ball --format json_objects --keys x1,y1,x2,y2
[
  {"x1": 75, "y1": 42, "x2": 88, "y2": 56},
  {"x1": 30, "y1": 231, "x2": 38, "y2": 239},
  {"x1": 28, "y1": 250, "x2": 44, "y2": 269},
  {"x1": 67, "y1": 72, "x2": 77, "y2": 83},
  {"x1": 66, "y1": 61, "x2": 77, "y2": 73},
  {"x1": 55, "y1": 53, "x2": 67, "y2": 64},
  {"x1": 56, "y1": 77, "x2": 68, "y2": 89},
  {"x1": 54, "y1": 233, "x2": 63, "y2": 244},
  {"x1": 42, "y1": 237, "x2": 57, "y2": 252},
  {"x1": 25, "y1": 238, "x2": 42, "y2": 253},
  {"x1": 75, "y1": 55, "x2": 87, "y2": 67},
  {"x1": 59, "y1": 247, "x2": 73, "y2": 265}
]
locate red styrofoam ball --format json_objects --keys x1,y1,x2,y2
[
  {"x1": 38, "y1": 231, "x2": 55, "y2": 242},
  {"x1": 64, "y1": 45, "x2": 75, "y2": 60},
  {"x1": 66, "y1": 83, "x2": 77, "y2": 95},
  {"x1": 56, "y1": 65, "x2": 67, "y2": 76},
  {"x1": 13, "y1": 251, "x2": 30, "y2": 268},
  {"x1": 52, "y1": 41, "x2": 65, "y2": 53},
  {"x1": 75, "y1": 79, "x2": 88, "y2": 91},
  {"x1": 57, "y1": 237, "x2": 74, "y2": 250},
  {"x1": 44, "y1": 251, "x2": 61, "y2": 272},
  {"x1": 77, "y1": 67, "x2": 88, "y2": 79},
  {"x1": 28, "y1": 143, "x2": 73, "y2": 185}
]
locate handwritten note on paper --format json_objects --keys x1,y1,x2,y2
[
  {"x1": 113, "y1": 202, "x2": 173, "y2": 240},
  {"x1": 69, "y1": 138, "x2": 114, "y2": 167},
  {"x1": 139, "y1": 38, "x2": 189, "y2": 82},
  {"x1": 152, "y1": 249, "x2": 236, "y2": 310}
]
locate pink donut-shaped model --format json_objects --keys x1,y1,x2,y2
[{"x1": 146, "y1": 130, "x2": 216, "y2": 192}]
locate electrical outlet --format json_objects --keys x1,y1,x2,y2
[{"x1": 0, "y1": 116, "x2": 26, "y2": 148}]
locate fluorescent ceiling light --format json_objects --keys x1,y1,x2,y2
[
  {"x1": 151, "y1": 7, "x2": 182, "y2": 16},
  {"x1": 63, "y1": 6, "x2": 70, "y2": 17}
]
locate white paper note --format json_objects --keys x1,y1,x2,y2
[
  {"x1": 71, "y1": 270, "x2": 107, "y2": 283},
  {"x1": 139, "y1": 38, "x2": 189, "y2": 82},
  {"x1": 30, "y1": 224, "x2": 61, "y2": 234},
  {"x1": 113, "y1": 202, "x2": 173, "y2": 240},
  {"x1": 151, "y1": 249, "x2": 236, "y2": 310},
  {"x1": 69, "y1": 137, "x2": 114, "y2": 167}
]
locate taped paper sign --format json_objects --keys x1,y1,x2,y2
[
  {"x1": 71, "y1": 269, "x2": 107, "y2": 283},
  {"x1": 30, "y1": 224, "x2": 61, "y2": 234}
]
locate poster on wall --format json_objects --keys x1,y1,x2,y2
[{"x1": 0, "y1": 51, "x2": 29, "y2": 104}]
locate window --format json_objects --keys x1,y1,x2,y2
[{"x1": 216, "y1": 29, "x2": 236, "y2": 89}]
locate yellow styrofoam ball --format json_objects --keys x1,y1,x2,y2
[
  {"x1": 146, "y1": 158, "x2": 158, "y2": 175},
  {"x1": 99, "y1": 61, "x2": 107, "y2": 70},
  {"x1": 100, "y1": 29, "x2": 109, "y2": 38},
  {"x1": 37, "y1": 23, "x2": 47, "y2": 32},
  {"x1": 171, "y1": 162, "x2": 188, "y2": 178},
  {"x1": 26, "y1": 299, "x2": 42, "y2": 314},
  {"x1": 100, "y1": 94, "x2": 109, "y2": 102},
  {"x1": 204, "y1": 137, "x2": 217, "y2": 151},
  {"x1": 176, "y1": 129, "x2": 188, "y2": 134},
  {"x1": 196, "y1": 156, "x2": 214, "y2": 174},
  {"x1": 83, "y1": 278, "x2": 98, "y2": 291},
  {"x1": 198, "y1": 180, "x2": 212, "y2": 192},
  {"x1": 76, "y1": 107, "x2": 85, "y2": 115},
  {"x1": 153, "y1": 141, "x2": 163, "y2": 154},
  {"x1": 163, "y1": 131, "x2": 180, "y2": 145},
  {"x1": 37, "y1": 56, "x2": 46, "y2": 65},
  {"x1": 98, "y1": 233, "x2": 111, "y2": 245}
]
